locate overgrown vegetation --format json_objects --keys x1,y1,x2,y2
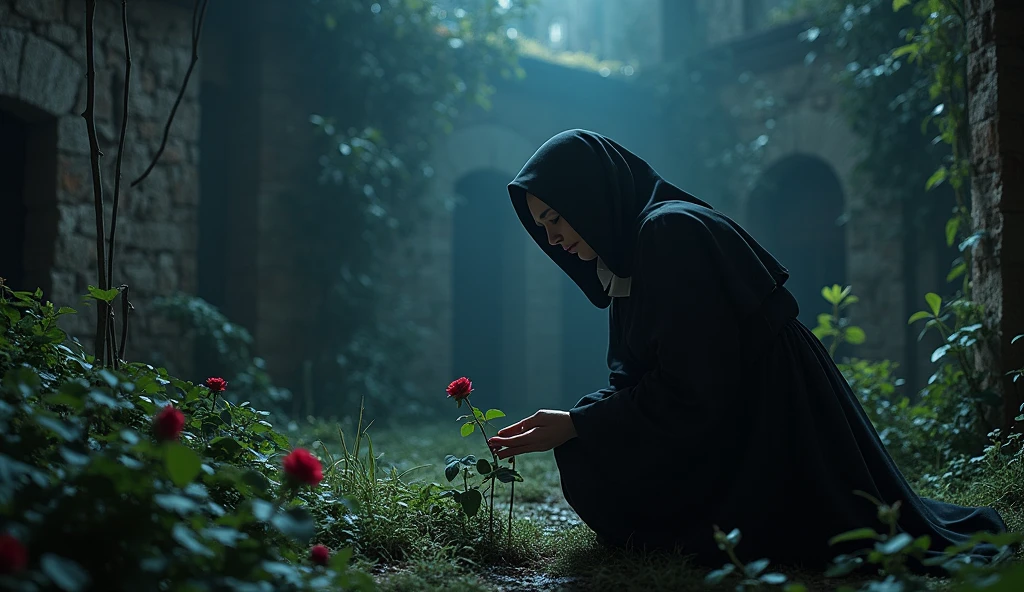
[{"x1": 294, "y1": 0, "x2": 529, "y2": 419}]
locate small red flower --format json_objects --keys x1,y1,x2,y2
[
  {"x1": 446, "y1": 377, "x2": 473, "y2": 402},
  {"x1": 282, "y1": 448, "x2": 323, "y2": 487},
  {"x1": 153, "y1": 405, "x2": 186, "y2": 441},
  {"x1": 205, "y1": 377, "x2": 228, "y2": 392},
  {"x1": 310, "y1": 544, "x2": 330, "y2": 566},
  {"x1": 0, "y1": 534, "x2": 28, "y2": 574}
]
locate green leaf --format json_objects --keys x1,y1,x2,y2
[
  {"x1": 945, "y1": 217, "x2": 960, "y2": 247},
  {"x1": 893, "y1": 0, "x2": 912, "y2": 11},
  {"x1": 476, "y1": 458, "x2": 492, "y2": 475},
  {"x1": 925, "y1": 293, "x2": 942, "y2": 316},
  {"x1": 877, "y1": 533, "x2": 913, "y2": 554},
  {"x1": 460, "y1": 488, "x2": 482, "y2": 517},
  {"x1": 493, "y1": 467, "x2": 524, "y2": 483},
  {"x1": 761, "y1": 573, "x2": 788, "y2": 585},
  {"x1": 783, "y1": 584, "x2": 808, "y2": 592},
  {"x1": 154, "y1": 493, "x2": 200, "y2": 515},
  {"x1": 241, "y1": 469, "x2": 272, "y2": 494},
  {"x1": 931, "y1": 344, "x2": 952, "y2": 363},
  {"x1": 484, "y1": 409, "x2": 506, "y2": 420},
  {"x1": 40, "y1": 554, "x2": 91, "y2": 592},
  {"x1": 271, "y1": 506, "x2": 317, "y2": 543},
  {"x1": 844, "y1": 326, "x2": 866, "y2": 345},
  {"x1": 822, "y1": 285, "x2": 840, "y2": 305},
  {"x1": 172, "y1": 523, "x2": 214, "y2": 557},
  {"x1": 202, "y1": 526, "x2": 245, "y2": 547},
  {"x1": 444, "y1": 459, "x2": 461, "y2": 482},
  {"x1": 165, "y1": 443, "x2": 202, "y2": 487},
  {"x1": 744, "y1": 558, "x2": 770, "y2": 577},
  {"x1": 86, "y1": 285, "x2": 119, "y2": 303},
  {"x1": 908, "y1": 311, "x2": 932, "y2": 324},
  {"x1": 460, "y1": 422, "x2": 475, "y2": 437},
  {"x1": 946, "y1": 262, "x2": 967, "y2": 283},
  {"x1": 892, "y1": 42, "x2": 919, "y2": 58},
  {"x1": 208, "y1": 436, "x2": 244, "y2": 460},
  {"x1": 472, "y1": 407, "x2": 484, "y2": 420},
  {"x1": 926, "y1": 166, "x2": 947, "y2": 190},
  {"x1": 704, "y1": 564, "x2": 735, "y2": 584},
  {"x1": 829, "y1": 527, "x2": 881, "y2": 545},
  {"x1": 35, "y1": 415, "x2": 80, "y2": 441}
]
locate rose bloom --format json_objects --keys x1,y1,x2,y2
[
  {"x1": 205, "y1": 377, "x2": 228, "y2": 392},
  {"x1": 282, "y1": 448, "x2": 323, "y2": 486},
  {"x1": 446, "y1": 377, "x2": 473, "y2": 402},
  {"x1": 310, "y1": 544, "x2": 330, "y2": 566},
  {"x1": 0, "y1": 534, "x2": 28, "y2": 574},
  {"x1": 153, "y1": 405, "x2": 186, "y2": 441}
]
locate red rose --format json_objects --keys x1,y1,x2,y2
[
  {"x1": 282, "y1": 448, "x2": 323, "y2": 487},
  {"x1": 0, "y1": 534, "x2": 28, "y2": 574},
  {"x1": 310, "y1": 544, "x2": 330, "y2": 566},
  {"x1": 153, "y1": 405, "x2": 186, "y2": 441},
  {"x1": 205, "y1": 377, "x2": 228, "y2": 392},
  {"x1": 446, "y1": 377, "x2": 473, "y2": 402}
]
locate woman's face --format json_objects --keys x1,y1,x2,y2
[{"x1": 526, "y1": 192, "x2": 597, "y2": 261}]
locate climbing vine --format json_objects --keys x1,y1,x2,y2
[{"x1": 292, "y1": 0, "x2": 527, "y2": 417}]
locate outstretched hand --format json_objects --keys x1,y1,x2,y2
[{"x1": 487, "y1": 409, "x2": 577, "y2": 460}]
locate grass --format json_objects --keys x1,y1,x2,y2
[{"x1": 284, "y1": 416, "x2": 1024, "y2": 591}]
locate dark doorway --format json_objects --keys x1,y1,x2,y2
[
  {"x1": 748, "y1": 154, "x2": 847, "y2": 329},
  {"x1": 452, "y1": 169, "x2": 527, "y2": 410},
  {"x1": 560, "y1": 274, "x2": 608, "y2": 406},
  {"x1": 0, "y1": 109, "x2": 29, "y2": 291},
  {"x1": 0, "y1": 101, "x2": 57, "y2": 297}
]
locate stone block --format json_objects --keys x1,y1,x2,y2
[
  {"x1": 57, "y1": 114, "x2": 91, "y2": 155},
  {"x1": 56, "y1": 155, "x2": 93, "y2": 204},
  {"x1": 44, "y1": 22, "x2": 77, "y2": 48},
  {"x1": 121, "y1": 258, "x2": 158, "y2": 293},
  {"x1": 19, "y1": 34, "x2": 83, "y2": 116},
  {"x1": 14, "y1": 0, "x2": 64, "y2": 21},
  {"x1": 970, "y1": 119, "x2": 1000, "y2": 164},
  {"x1": 54, "y1": 233, "x2": 97, "y2": 275},
  {"x1": 0, "y1": 27, "x2": 25, "y2": 97}
]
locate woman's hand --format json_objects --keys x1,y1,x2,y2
[{"x1": 487, "y1": 410, "x2": 577, "y2": 460}]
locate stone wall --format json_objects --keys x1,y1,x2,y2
[
  {"x1": 0, "y1": 0, "x2": 199, "y2": 371},
  {"x1": 966, "y1": 0, "x2": 1024, "y2": 428}
]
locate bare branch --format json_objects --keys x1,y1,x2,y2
[
  {"x1": 119, "y1": 285, "x2": 134, "y2": 362},
  {"x1": 130, "y1": 0, "x2": 209, "y2": 187},
  {"x1": 83, "y1": 0, "x2": 109, "y2": 365},
  {"x1": 108, "y1": 0, "x2": 133, "y2": 289}
]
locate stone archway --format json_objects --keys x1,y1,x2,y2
[
  {"x1": 1, "y1": 27, "x2": 82, "y2": 306},
  {"x1": 424, "y1": 124, "x2": 559, "y2": 415},
  {"x1": 747, "y1": 153, "x2": 846, "y2": 329}
]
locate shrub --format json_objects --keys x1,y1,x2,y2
[{"x1": 0, "y1": 285, "x2": 373, "y2": 591}]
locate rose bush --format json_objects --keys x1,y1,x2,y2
[{"x1": 0, "y1": 286, "x2": 372, "y2": 591}]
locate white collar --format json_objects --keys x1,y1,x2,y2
[{"x1": 596, "y1": 258, "x2": 631, "y2": 298}]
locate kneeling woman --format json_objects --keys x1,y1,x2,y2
[{"x1": 485, "y1": 129, "x2": 1009, "y2": 570}]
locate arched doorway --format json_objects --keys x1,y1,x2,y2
[
  {"x1": 0, "y1": 99, "x2": 57, "y2": 297},
  {"x1": 452, "y1": 169, "x2": 527, "y2": 410},
  {"x1": 747, "y1": 154, "x2": 847, "y2": 328}
]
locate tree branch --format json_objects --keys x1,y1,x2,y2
[
  {"x1": 108, "y1": 0, "x2": 133, "y2": 289},
  {"x1": 130, "y1": 0, "x2": 209, "y2": 187},
  {"x1": 83, "y1": 0, "x2": 109, "y2": 365},
  {"x1": 119, "y1": 285, "x2": 134, "y2": 362}
]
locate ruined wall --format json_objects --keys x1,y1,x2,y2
[
  {"x1": 0, "y1": 0, "x2": 199, "y2": 371},
  {"x1": 966, "y1": 0, "x2": 1024, "y2": 427}
]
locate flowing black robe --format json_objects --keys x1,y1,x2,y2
[{"x1": 506, "y1": 129, "x2": 1009, "y2": 570}]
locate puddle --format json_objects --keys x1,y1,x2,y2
[{"x1": 485, "y1": 566, "x2": 580, "y2": 591}]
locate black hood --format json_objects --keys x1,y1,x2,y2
[{"x1": 508, "y1": 129, "x2": 714, "y2": 308}]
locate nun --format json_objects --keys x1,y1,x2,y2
[{"x1": 485, "y1": 129, "x2": 1009, "y2": 570}]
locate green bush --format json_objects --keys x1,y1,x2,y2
[{"x1": 0, "y1": 285, "x2": 373, "y2": 591}]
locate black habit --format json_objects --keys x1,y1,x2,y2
[{"x1": 506, "y1": 129, "x2": 1010, "y2": 571}]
